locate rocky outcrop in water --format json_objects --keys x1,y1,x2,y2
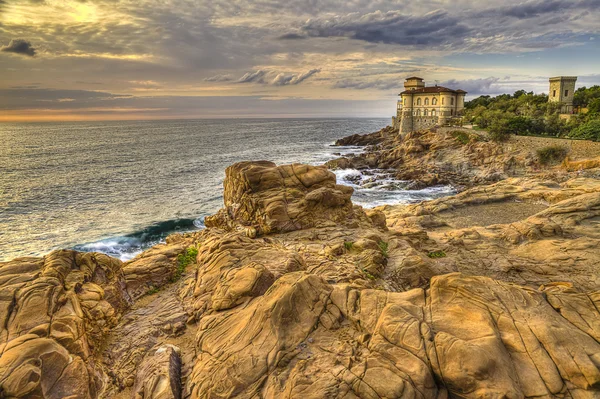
[
  {"x1": 1, "y1": 149, "x2": 600, "y2": 397},
  {"x1": 328, "y1": 127, "x2": 539, "y2": 189}
]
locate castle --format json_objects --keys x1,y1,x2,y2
[
  {"x1": 392, "y1": 77, "x2": 467, "y2": 134},
  {"x1": 548, "y1": 76, "x2": 577, "y2": 115}
]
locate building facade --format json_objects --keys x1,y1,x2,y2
[
  {"x1": 392, "y1": 77, "x2": 467, "y2": 134},
  {"x1": 548, "y1": 76, "x2": 577, "y2": 114}
]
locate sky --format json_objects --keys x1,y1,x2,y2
[{"x1": 1, "y1": 0, "x2": 599, "y2": 121}]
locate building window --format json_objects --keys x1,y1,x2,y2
[
  {"x1": 565, "y1": 90, "x2": 569, "y2": 97},
  {"x1": 416, "y1": 109, "x2": 421, "y2": 116},
  {"x1": 553, "y1": 90, "x2": 556, "y2": 97},
  {"x1": 442, "y1": 98, "x2": 445, "y2": 105},
  {"x1": 416, "y1": 98, "x2": 421, "y2": 106},
  {"x1": 432, "y1": 98, "x2": 437, "y2": 105},
  {"x1": 404, "y1": 98, "x2": 407, "y2": 105},
  {"x1": 424, "y1": 98, "x2": 429, "y2": 105},
  {"x1": 431, "y1": 109, "x2": 436, "y2": 116},
  {"x1": 451, "y1": 109, "x2": 454, "y2": 116},
  {"x1": 424, "y1": 109, "x2": 428, "y2": 116},
  {"x1": 451, "y1": 97, "x2": 455, "y2": 106}
]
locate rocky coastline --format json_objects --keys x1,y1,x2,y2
[{"x1": 1, "y1": 126, "x2": 600, "y2": 398}]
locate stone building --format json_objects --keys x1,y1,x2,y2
[
  {"x1": 548, "y1": 76, "x2": 577, "y2": 114},
  {"x1": 392, "y1": 77, "x2": 467, "y2": 134}
]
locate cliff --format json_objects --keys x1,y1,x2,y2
[{"x1": 1, "y1": 132, "x2": 600, "y2": 398}]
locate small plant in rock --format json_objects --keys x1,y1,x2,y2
[
  {"x1": 451, "y1": 130, "x2": 471, "y2": 145},
  {"x1": 377, "y1": 241, "x2": 389, "y2": 258},
  {"x1": 173, "y1": 246, "x2": 198, "y2": 282},
  {"x1": 146, "y1": 286, "x2": 160, "y2": 295},
  {"x1": 537, "y1": 145, "x2": 569, "y2": 166},
  {"x1": 344, "y1": 241, "x2": 354, "y2": 251},
  {"x1": 427, "y1": 250, "x2": 447, "y2": 258},
  {"x1": 362, "y1": 269, "x2": 377, "y2": 280}
]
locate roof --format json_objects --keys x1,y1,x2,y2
[
  {"x1": 400, "y1": 86, "x2": 467, "y2": 95},
  {"x1": 405, "y1": 76, "x2": 424, "y2": 81}
]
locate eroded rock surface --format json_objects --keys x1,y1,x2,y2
[{"x1": 1, "y1": 155, "x2": 600, "y2": 398}]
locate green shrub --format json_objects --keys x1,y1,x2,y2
[
  {"x1": 377, "y1": 241, "x2": 389, "y2": 258},
  {"x1": 569, "y1": 119, "x2": 600, "y2": 141},
  {"x1": 344, "y1": 241, "x2": 354, "y2": 251},
  {"x1": 173, "y1": 246, "x2": 198, "y2": 282},
  {"x1": 451, "y1": 130, "x2": 471, "y2": 145},
  {"x1": 537, "y1": 145, "x2": 569, "y2": 165},
  {"x1": 146, "y1": 286, "x2": 160, "y2": 295},
  {"x1": 427, "y1": 250, "x2": 446, "y2": 259}
]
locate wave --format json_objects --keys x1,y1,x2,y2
[{"x1": 73, "y1": 217, "x2": 204, "y2": 261}]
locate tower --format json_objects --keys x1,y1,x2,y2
[{"x1": 549, "y1": 76, "x2": 577, "y2": 114}]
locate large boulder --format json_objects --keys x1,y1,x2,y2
[
  {"x1": 204, "y1": 161, "x2": 361, "y2": 234},
  {"x1": 0, "y1": 250, "x2": 131, "y2": 398}
]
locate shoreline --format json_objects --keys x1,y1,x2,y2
[{"x1": 2, "y1": 125, "x2": 600, "y2": 397}]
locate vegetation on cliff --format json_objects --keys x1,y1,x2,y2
[{"x1": 464, "y1": 86, "x2": 600, "y2": 140}]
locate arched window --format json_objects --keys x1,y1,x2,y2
[
  {"x1": 432, "y1": 98, "x2": 438, "y2": 105},
  {"x1": 451, "y1": 97, "x2": 455, "y2": 106},
  {"x1": 424, "y1": 109, "x2": 428, "y2": 116},
  {"x1": 431, "y1": 109, "x2": 436, "y2": 116},
  {"x1": 404, "y1": 98, "x2": 407, "y2": 105},
  {"x1": 424, "y1": 98, "x2": 429, "y2": 106},
  {"x1": 416, "y1": 98, "x2": 422, "y2": 106},
  {"x1": 416, "y1": 109, "x2": 421, "y2": 116}
]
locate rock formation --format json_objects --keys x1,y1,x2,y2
[{"x1": 1, "y1": 140, "x2": 600, "y2": 398}]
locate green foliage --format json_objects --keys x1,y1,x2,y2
[
  {"x1": 146, "y1": 286, "x2": 160, "y2": 295},
  {"x1": 574, "y1": 85, "x2": 600, "y2": 107},
  {"x1": 536, "y1": 145, "x2": 569, "y2": 165},
  {"x1": 344, "y1": 241, "x2": 354, "y2": 251},
  {"x1": 362, "y1": 269, "x2": 376, "y2": 280},
  {"x1": 464, "y1": 89, "x2": 600, "y2": 139},
  {"x1": 427, "y1": 250, "x2": 446, "y2": 259},
  {"x1": 588, "y1": 98, "x2": 600, "y2": 115},
  {"x1": 377, "y1": 241, "x2": 389, "y2": 258},
  {"x1": 451, "y1": 130, "x2": 471, "y2": 145},
  {"x1": 173, "y1": 246, "x2": 198, "y2": 282},
  {"x1": 569, "y1": 119, "x2": 600, "y2": 141}
]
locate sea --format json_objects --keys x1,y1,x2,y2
[{"x1": 0, "y1": 118, "x2": 454, "y2": 262}]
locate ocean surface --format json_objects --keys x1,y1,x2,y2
[{"x1": 0, "y1": 118, "x2": 454, "y2": 261}]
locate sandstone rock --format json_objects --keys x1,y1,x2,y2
[
  {"x1": 204, "y1": 161, "x2": 361, "y2": 234},
  {"x1": 133, "y1": 345, "x2": 182, "y2": 399},
  {"x1": 0, "y1": 250, "x2": 131, "y2": 398}
]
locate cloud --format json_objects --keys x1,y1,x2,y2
[
  {"x1": 1, "y1": 39, "x2": 37, "y2": 57},
  {"x1": 333, "y1": 78, "x2": 402, "y2": 90},
  {"x1": 295, "y1": 10, "x2": 471, "y2": 47},
  {"x1": 277, "y1": 33, "x2": 307, "y2": 40},
  {"x1": 439, "y1": 77, "x2": 502, "y2": 95},
  {"x1": 237, "y1": 69, "x2": 320, "y2": 85},
  {"x1": 271, "y1": 69, "x2": 321, "y2": 86},
  {"x1": 203, "y1": 74, "x2": 233, "y2": 82}
]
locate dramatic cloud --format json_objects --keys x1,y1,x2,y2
[
  {"x1": 333, "y1": 78, "x2": 403, "y2": 90},
  {"x1": 1, "y1": 39, "x2": 36, "y2": 57},
  {"x1": 1, "y1": 0, "x2": 600, "y2": 119},
  {"x1": 203, "y1": 74, "x2": 233, "y2": 82},
  {"x1": 237, "y1": 69, "x2": 321, "y2": 85},
  {"x1": 297, "y1": 10, "x2": 470, "y2": 47},
  {"x1": 439, "y1": 78, "x2": 502, "y2": 95}
]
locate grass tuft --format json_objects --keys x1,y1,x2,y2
[
  {"x1": 344, "y1": 241, "x2": 354, "y2": 251},
  {"x1": 378, "y1": 241, "x2": 389, "y2": 258},
  {"x1": 451, "y1": 130, "x2": 471, "y2": 145},
  {"x1": 173, "y1": 246, "x2": 198, "y2": 282},
  {"x1": 427, "y1": 250, "x2": 446, "y2": 259},
  {"x1": 537, "y1": 145, "x2": 569, "y2": 165}
]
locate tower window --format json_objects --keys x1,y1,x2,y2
[
  {"x1": 553, "y1": 90, "x2": 556, "y2": 97},
  {"x1": 565, "y1": 90, "x2": 569, "y2": 97},
  {"x1": 451, "y1": 97, "x2": 454, "y2": 106}
]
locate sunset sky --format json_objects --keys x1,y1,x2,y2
[{"x1": 1, "y1": 0, "x2": 599, "y2": 121}]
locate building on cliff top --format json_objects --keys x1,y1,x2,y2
[
  {"x1": 392, "y1": 77, "x2": 467, "y2": 134},
  {"x1": 549, "y1": 76, "x2": 577, "y2": 116}
]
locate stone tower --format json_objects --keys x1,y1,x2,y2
[{"x1": 549, "y1": 76, "x2": 577, "y2": 114}]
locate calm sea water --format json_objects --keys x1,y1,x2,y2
[{"x1": 0, "y1": 118, "x2": 453, "y2": 261}]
